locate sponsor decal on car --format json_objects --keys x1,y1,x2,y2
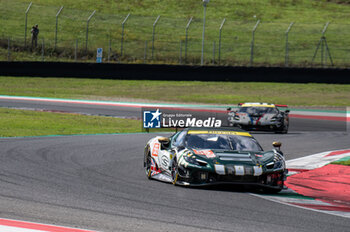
[
  {"x1": 150, "y1": 158, "x2": 161, "y2": 176},
  {"x1": 214, "y1": 164, "x2": 225, "y2": 175},
  {"x1": 161, "y1": 155, "x2": 169, "y2": 167},
  {"x1": 234, "y1": 165, "x2": 245, "y2": 176},
  {"x1": 192, "y1": 149, "x2": 216, "y2": 158},
  {"x1": 253, "y1": 166, "x2": 263, "y2": 176},
  {"x1": 152, "y1": 143, "x2": 160, "y2": 157}
]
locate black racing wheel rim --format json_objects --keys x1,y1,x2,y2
[
  {"x1": 145, "y1": 153, "x2": 152, "y2": 179},
  {"x1": 171, "y1": 158, "x2": 179, "y2": 185}
]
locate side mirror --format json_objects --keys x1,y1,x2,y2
[
  {"x1": 272, "y1": 141, "x2": 282, "y2": 148},
  {"x1": 158, "y1": 137, "x2": 170, "y2": 145},
  {"x1": 227, "y1": 107, "x2": 232, "y2": 111},
  {"x1": 285, "y1": 110, "x2": 290, "y2": 114}
]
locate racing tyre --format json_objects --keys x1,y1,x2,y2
[
  {"x1": 144, "y1": 152, "x2": 154, "y2": 179},
  {"x1": 281, "y1": 122, "x2": 289, "y2": 134},
  {"x1": 171, "y1": 157, "x2": 179, "y2": 185},
  {"x1": 275, "y1": 123, "x2": 288, "y2": 134}
]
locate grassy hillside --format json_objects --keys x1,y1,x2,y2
[
  {"x1": 2, "y1": 0, "x2": 350, "y2": 66},
  {"x1": 3, "y1": 0, "x2": 350, "y2": 21}
]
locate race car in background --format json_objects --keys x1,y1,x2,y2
[
  {"x1": 144, "y1": 127, "x2": 287, "y2": 193},
  {"x1": 227, "y1": 103, "x2": 290, "y2": 133}
]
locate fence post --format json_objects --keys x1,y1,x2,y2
[
  {"x1": 41, "y1": 38, "x2": 45, "y2": 61},
  {"x1": 152, "y1": 15, "x2": 161, "y2": 60},
  {"x1": 312, "y1": 22, "x2": 332, "y2": 67},
  {"x1": 250, "y1": 20, "x2": 260, "y2": 66},
  {"x1": 185, "y1": 17, "x2": 193, "y2": 63},
  {"x1": 7, "y1": 38, "x2": 11, "y2": 61},
  {"x1": 201, "y1": 1, "x2": 209, "y2": 66},
  {"x1": 75, "y1": 39, "x2": 78, "y2": 61},
  {"x1": 24, "y1": 2, "x2": 33, "y2": 47},
  {"x1": 108, "y1": 35, "x2": 111, "y2": 62},
  {"x1": 322, "y1": 22, "x2": 330, "y2": 67},
  {"x1": 144, "y1": 41, "x2": 148, "y2": 63},
  {"x1": 85, "y1": 10, "x2": 96, "y2": 52},
  {"x1": 179, "y1": 40, "x2": 182, "y2": 65},
  {"x1": 212, "y1": 41, "x2": 216, "y2": 64},
  {"x1": 285, "y1": 22, "x2": 294, "y2": 67},
  {"x1": 218, "y1": 18, "x2": 226, "y2": 65},
  {"x1": 120, "y1": 13, "x2": 130, "y2": 57},
  {"x1": 54, "y1": 6, "x2": 64, "y2": 50}
]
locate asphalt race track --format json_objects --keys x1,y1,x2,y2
[
  {"x1": 0, "y1": 99, "x2": 349, "y2": 231},
  {"x1": 0, "y1": 98, "x2": 346, "y2": 131}
]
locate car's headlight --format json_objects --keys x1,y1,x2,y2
[
  {"x1": 270, "y1": 116, "x2": 277, "y2": 122},
  {"x1": 273, "y1": 153, "x2": 284, "y2": 169},
  {"x1": 273, "y1": 160, "x2": 284, "y2": 169},
  {"x1": 184, "y1": 155, "x2": 208, "y2": 166},
  {"x1": 266, "y1": 161, "x2": 283, "y2": 169},
  {"x1": 266, "y1": 162, "x2": 274, "y2": 169},
  {"x1": 184, "y1": 155, "x2": 199, "y2": 165},
  {"x1": 234, "y1": 115, "x2": 240, "y2": 120}
]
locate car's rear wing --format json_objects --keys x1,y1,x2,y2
[
  {"x1": 275, "y1": 104, "x2": 288, "y2": 108},
  {"x1": 275, "y1": 104, "x2": 290, "y2": 113}
]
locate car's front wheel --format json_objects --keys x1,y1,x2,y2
[
  {"x1": 171, "y1": 157, "x2": 179, "y2": 185},
  {"x1": 144, "y1": 152, "x2": 155, "y2": 179}
]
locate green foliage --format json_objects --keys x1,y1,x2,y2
[
  {"x1": 331, "y1": 156, "x2": 350, "y2": 166},
  {"x1": 331, "y1": 160, "x2": 350, "y2": 166}
]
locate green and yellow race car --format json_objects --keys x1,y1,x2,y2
[{"x1": 144, "y1": 127, "x2": 287, "y2": 193}]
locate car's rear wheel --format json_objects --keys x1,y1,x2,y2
[
  {"x1": 275, "y1": 122, "x2": 288, "y2": 134},
  {"x1": 281, "y1": 122, "x2": 289, "y2": 134},
  {"x1": 171, "y1": 157, "x2": 179, "y2": 185}
]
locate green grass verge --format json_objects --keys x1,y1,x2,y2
[
  {"x1": 331, "y1": 160, "x2": 350, "y2": 166},
  {"x1": 2, "y1": 0, "x2": 350, "y2": 66},
  {"x1": 331, "y1": 156, "x2": 350, "y2": 166},
  {"x1": 0, "y1": 107, "x2": 141, "y2": 137},
  {"x1": 1, "y1": 76, "x2": 350, "y2": 106}
]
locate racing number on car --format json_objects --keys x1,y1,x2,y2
[{"x1": 152, "y1": 143, "x2": 160, "y2": 157}]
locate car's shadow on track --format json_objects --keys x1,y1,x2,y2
[{"x1": 188, "y1": 184, "x2": 279, "y2": 195}]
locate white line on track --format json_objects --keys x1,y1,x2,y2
[
  {"x1": 0, "y1": 225, "x2": 42, "y2": 232},
  {"x1": 0, "y1": 217, "x2": 97, "y2": 232}
]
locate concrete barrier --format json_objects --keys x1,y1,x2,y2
[{"x1": 1, "y1": 61, "x2": 349, "y2": 83}]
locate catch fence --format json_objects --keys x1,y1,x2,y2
[{"x1": 2, "y1": 2, "x2": 350, "y2": 68}]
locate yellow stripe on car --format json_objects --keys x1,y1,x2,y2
[{"x1": 187, "y1": 130, "x2": 252, "y2": 137}]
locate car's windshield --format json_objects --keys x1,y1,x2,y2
[
  {"x1": 238, "y1": 107, "x2": 277, "y2": 115},
  {"x1": 185, "y1": 133, "x2": 262, "y2": 151}
]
